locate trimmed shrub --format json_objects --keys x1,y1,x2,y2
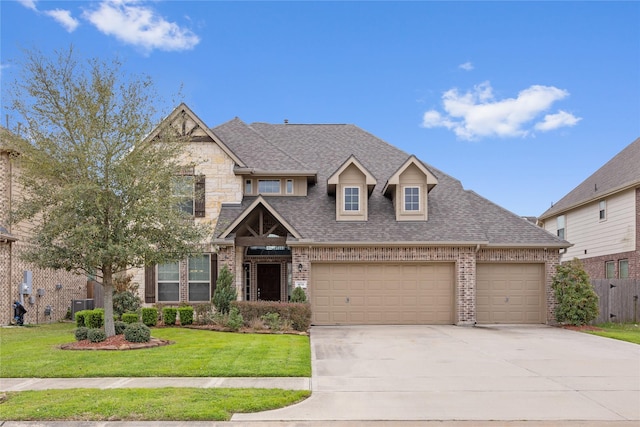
[
  {"x1": 75, "y1": 310, "x2": 89, "y2": 327},
  {"x1": 75, "y1": 326, "x2": 89, "y2": 341},
  {"x1": 121, "y1": 312, "x2": 139, "y2": 324},
  {"x1": 124, "y1": 322, "x2": 151, "y2": 343},
  {"x1": 141, "y1": 307, "x2": 158, "y2": 327},
  {"x1": 87, "y1": 328, "x2": 107, "y2": 343},
  {"x1": 261, "y1": 312, "x2": 282, "y2": 331},
  {"x1": 178, "y1": 306, "x2": 194, "y2": 326},
  {"x1": 552, "y1": 258, "x2": 599, "y2": 325},
  {"x1": 85, "y1": 309, "x2": 104, "y2": 329},
  {"x1": 212, "y1": 265, "x2": 237, "y2": 315},
  {"x1": 114, "y1": 320, "x2": 127, "y2": 335},
  {"x1": 232, "y1": 301, "x2": 311, "y2": 332},
  {"x1": 226, "y1": 306, "x2": 244, "y2": 331},
  {"x1": 113, "y1": 290, "x2": 142, "y2": 318},
  {"x1": 163, "y1": 307, "x2": 177, "y2": 326},
  {"x1": 290, "y1": 286, "x2": 307, "y2": 303}
]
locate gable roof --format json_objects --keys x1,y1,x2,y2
[
  {"x1": 327, "y1": 155, "x2": 377, "y2": 195},
  {"x1": 540, "y1": 137, "x2": 640, "y2": 219},
  {"x1": 218, "y1": 196, "x2": 302, "y2": 240},
  {"x1": 382, "y1": 155, "x2": 439, "y2": 197},
  {"x1": 211, "y1": 119, "x2": 568, "y2": 248}
]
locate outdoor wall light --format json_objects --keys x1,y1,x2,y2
[{"x1": 298, "y1": 263, "x2": 303, "y2": 273}]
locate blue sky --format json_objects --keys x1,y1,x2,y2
[{"x1": 1, "y1": 0, "x2": 639, "y2": 216}]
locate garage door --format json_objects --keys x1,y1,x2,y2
[
  {"x1": 476, "y1": 263, "x2": 544, "y2": 324},
  {"x1": 311, "y1": 263, "x2": 454, "y2": 325}
]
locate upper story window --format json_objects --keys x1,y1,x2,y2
[
  {"x1": 599, "y1": 200, "x2": 606, "y2": 220},
  {"x1": 173, "y1": 171, "x2": 205, "y2": 218},
  {"x1": 258, "y1": 179, "x2": 280, "y2": 194},
  {"x1": 286, "y1": 179, "x2": 294, "y2": 194},
  {"x1": 404, "y1": 187, "x2": 420, "y2": 211},
  {"x1": 344, "y1": 186, "x2": 360, "y2": 211},
  {"x1": 557, "y1": 215, "x2": 565, "y2": 240},
  {"x1": 245, "y1": 180, "x2": 252, "y2": 194}
]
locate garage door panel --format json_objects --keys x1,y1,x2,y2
[
  {"x1": 312, "y1": 263, "x2": 454, "y2": 325},
  {"x1": 477, "y1": 264, "x2": 544, "y2": 324}
]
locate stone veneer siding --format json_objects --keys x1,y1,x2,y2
[{"x1": 219, "y1": 245, "x2": 561, "y2": 325}]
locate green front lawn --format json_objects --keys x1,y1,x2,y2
[
  {"x1": 587, "y1": 322, "x2": 640, "y2": 344},
  {"x1": 0, "y1": 388, "x2": 310, "y2": 421},
  {"x1": 0, "y1": 323, "x2": 311, "y2": 377}
]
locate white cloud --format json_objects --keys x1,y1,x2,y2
[
  {"x1": 84, "y1": 1, "x2": 200, "y2": 53},
  {"x1": 459, "y1": 62, "x2": 474, "y2": 71},
  {"x1": 422, "y1": 81, "x2": 581, "y2": 140},
  {"x1": 17, "y1": 0, "x2": 37, "y2": 11},
  {"x1": 44, "y1": 9, "x2": 80, "y2": 32},
  {"x1": 535, "y1": 110, "x2": 582, "y2": 131}
]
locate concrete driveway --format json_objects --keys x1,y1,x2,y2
[{"x1": 233, "y1": 325, "x2": 640, "y2": 422}]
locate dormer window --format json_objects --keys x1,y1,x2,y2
[
  {"x1": 286, "y1": 179, "x2": 294, "y2": 194},
  {"x1": 258, "y1": 179, "x2": 280, "y2": 194},
  {"x1": 344, "y1": 187, "x2": 360, "y2": 211},
  {"x1": 404, "y1": 187, "x2": 420, "y2": 211}
]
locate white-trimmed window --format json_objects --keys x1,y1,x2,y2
[
  {"x1": 188, "y1": 255, "x2": 210, "y2": 301},
  {"x1": 245, "y1": 179, "x2": 253, "y2": 194},
  {"x1": 158, "y1": 261, "x2": 180, "y2": 302},
  {"x1": 286, "y1": 179, "x2": 294, "y2": 194},
  {"x1": 557, "y1": 215, "x2": 565, "y2": 240},
  {"x1": 258, "y1": 179, "x2": 280, "y2": 194},
  {"x1": 404, "y1": 187, "x2": 420, "y2": 211},
  {"x1": 344, "y1": 186, "x2": 360, "y2": 211},
  {"x1": 619, "y1": 259, "x2": 629, "y2": 279},
  {"x1": 599, "y1": 200, "x2": 606, "y2": 220}
]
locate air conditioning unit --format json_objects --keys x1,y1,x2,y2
[{"x1": 71, "y1": 299, "x2": 94, "y2": 319}]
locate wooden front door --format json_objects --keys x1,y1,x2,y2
[{"x1": 257, "y1": 264, "x2": 281, "y2": 301}]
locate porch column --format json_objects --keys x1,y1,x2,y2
[{"x1": 456, "y1": 248, "x2": 476, "y2": 326}]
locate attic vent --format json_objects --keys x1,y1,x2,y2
[{"x1": 284, "y1": 119, "x2": 289, "y2": 124}]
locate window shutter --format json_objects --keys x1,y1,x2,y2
[
  {"x1": 210, "y1": 254, "x2": 218, "y2": 298},
  {"x1": 194, "y1": 175, "x2": 206, "y2": 217},
  {"x1": 145, "y1": 265, "x2": 156, "y2": 303}
]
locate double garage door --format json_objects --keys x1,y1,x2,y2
[
  {"x1": 311, "y1": 263, "x2": 454, "y2": 325},
  {"x1": 311, "y1": 262, "x2": 545, "y2": 325}
]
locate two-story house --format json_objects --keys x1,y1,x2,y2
[
  {"x1": 136, "y1": 104, "x2": 570, "y2": 325},
  {"x1": 539, "y1": 137, "x2": 640, "y2": 280},
  {"x1": 0, "y1": 128, "x2": 87, "y2": 325}
]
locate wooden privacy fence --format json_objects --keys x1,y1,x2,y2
[{"x1": 591, "y1": 279, "x2": 640, "y2": 324}]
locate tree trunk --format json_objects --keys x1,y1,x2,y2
[{"x1": 102, "y1": 266, "x2": 116, "y2": 337}]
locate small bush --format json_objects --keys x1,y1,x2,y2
[
  {"x1": 75, "y1": 327, "x2": 89, "y2": 341},
  {"x1": 75, "y1": 310, "x2": 89, "y2": 327},
  {"x1": 163, "y1": 307, "x2": 177, "y2": 326},
  {"x1": 226, "y1": 306, "x2": 244, "y2": 331},
  {"x1": 87, "y1": 328, "x2": 107, "y2": 343},
  {"x1": 113, "y1": 290, "x2": 142, "y2": 317},
  {"x1": 85, "y1": 309, "x2": 104, "y2": 329},
  {"x1": 290, "y1": 286, "x2": 307, "y2": 303},
  {"x1": 192, "y1": 303, "x2": 212, "y2": 325},
  {"x1": 262, "y1": 312, "x2": 282, "y2": 331},
  {"x1": 141, "y1": 307, "x2": 158, "y2": 327},
  {"x1": 552, "y1": 258, "x2": 599, "y2": 326},
  {"x1": 232, "y1": 301, "x2": 311, "y2": 332},
  {"x1": 121, "y1": 312, "x2": 139, "y2": 324},
  {"x1": 178, "y1": 306, "x2": 194, "y2": 326},
  {"x1": 114, "y1": 320, "x2": 127, "y2": 335},
  {"x1": 212, "y1": 265, "x2": 237, "y2": 315},
  {"x1": 124, "y1": 322, "x2": 151, "y2": 343}
]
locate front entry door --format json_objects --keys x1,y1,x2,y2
[{"x1": 257, "y1": 264, "x2": 281, "y2": 301}]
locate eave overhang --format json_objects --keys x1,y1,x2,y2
[{"x1": 234, "y1": 167, "x2": 318, "y2": 184}]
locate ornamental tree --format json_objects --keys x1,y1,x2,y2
[
  {"x1": 551, "y1": 258, "x2": 599, "y2": 325},
  {"x1": 5, "y1": 46, "x2": 209, "y2": 336}
]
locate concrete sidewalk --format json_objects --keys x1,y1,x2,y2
[{"x1": 0, "y1": 377, "x2": 310, "y2": 392}]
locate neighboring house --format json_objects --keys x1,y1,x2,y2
[
  {"x1": 539, "y1": 137, "x2": 640, "y2": 280},
  {"x1": 0, "y1": 128, "x2": 87, "y2": 325},
  {"x1": 136, "y1": 104, "x2": 569, "y2": 325}
]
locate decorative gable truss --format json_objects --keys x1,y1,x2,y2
[
  {"x1": 383, "y1": 155, "x2": 438, "y2": 221},
  {"x1": 327, "y1": 155, "x2": 377, "y2": 221}
]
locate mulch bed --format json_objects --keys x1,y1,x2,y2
[
  {"x1": 560, "y1": 324, "x2": 603, "y2": 332},
  {"x1": 60, "y1": 335, "x2": 173, "y2": 351}
]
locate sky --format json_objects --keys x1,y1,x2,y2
[{"x1": 1, "y1": 0, "x2": 639, "y2": 217}]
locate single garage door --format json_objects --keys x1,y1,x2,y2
[
  {"x1": 476, "y1": 263, "x2": 545, "y2": 324},
  {"x1": 311, "y1": 263, "x2": 454, "y2": 325}
]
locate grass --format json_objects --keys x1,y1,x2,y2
[
  {"x1": 587, "y1": 322, "x2": 640, "y2": 344},
  {"x1": 0, "y1": 388, "x2": 311, "y2": 421},
  {"x1": 0, "y1": 322, "x2": 311, "y2": 377}
]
